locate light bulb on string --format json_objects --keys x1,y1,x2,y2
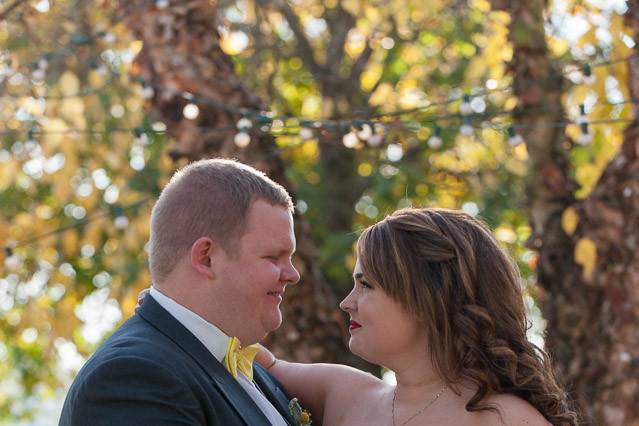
[
  {"x1": 577, "y1": 122, "x2": 592, "y2": 145},
  {"x1": 114, "y1": 207, "x2": 129, "y2": 230},
  {"x1": 460, "y1": 116, "x2": 474, "y2": 137},
  {"x1": 428, "y1": 126, "x2": 443, "y2": 149},
  {"x1": 342, "y1": 131, "x2": 359, "y2": 149},
  {"x1": 4, "y1": 247, "x2": 21, "y2": 271},
  {"x1": 32, "y1": 68, "x2": 46, "y2": 81},
  {"x1": 582, "y1": 64, "x2": 596, "y2": 85},
  {"x1": 236, "y1": 117, "x2": 253, "y2": 131},
  {"x1": 368, "y1": 123, "x2": 384, "y2": 147},
  {"x1": 460, "y1": 94, "x2": 472, "y2": 116},
  {"x1": 299, "y1": 127, "x2": 314, "y2": 140},
  {"x1": 141, "y1": 85, "x2": 154, "y2": 100},
  {"x1": 356, "y1": 122, "x2": 373, "y2": 141},
  {"x1": 234, "y1": 131, "x2": 251, "y2": 148},
  {"x1": 133, "y1": 128, "x2": 150, "y2": 146},
  {"x1": 183, "y1": 103, "x2": 199, "y2": 120},
  {"x1": 24, "y1": 129, "x2": 39, "y2": 156},
  {"x1": 576, "y1": 104, "x2": 591, "y2": 144},
  {"x1": 507, "y1": 125, "x2": 524, "y2": 146},
  {"x1": 577, "y1": 104, "x2": 588, "y2": 125}
]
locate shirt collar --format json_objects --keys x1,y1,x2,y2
[{"x1": 149, "y1": 287, "x2": 229, "y2": 362}]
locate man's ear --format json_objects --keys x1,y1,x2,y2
[{"x1": 190, "y1": 237, "x2": 217, "y2": 280}]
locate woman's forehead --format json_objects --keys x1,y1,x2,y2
[{"x1": 353, "y1": 258, "x2": 362, "y2": 276}]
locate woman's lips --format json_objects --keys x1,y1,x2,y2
[{"x1": 349, "y1": 320, "x2": 362, "y2": 331}]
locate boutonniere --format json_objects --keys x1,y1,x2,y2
[{"x1": 288, "y1": 397, "x2": 312, "y2": 426}]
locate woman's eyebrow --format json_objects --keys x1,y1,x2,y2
[{"x1": 353, "y1": 272, "x2": 364, "y2": 280}]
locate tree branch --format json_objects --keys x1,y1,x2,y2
[
  {"x1": 275, "y1": 0, "x2": 324, "y2": 81},
  {"x1": 324, "y1": 3, "x2": 355, "y2": 75},
  {"x1": 349, "y1": 38, "x2": 373, "y2": 83},
  {"x1": 0, "y1": 0, "x2": 26, "y2": 21}
]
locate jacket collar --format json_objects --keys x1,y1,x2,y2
[{"x1": 137, "y1": 296, "x2": 274, "y2": 426}]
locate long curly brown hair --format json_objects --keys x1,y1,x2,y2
[{"x1": 357, "y1": 207, "x2": 578, "y2": 425}]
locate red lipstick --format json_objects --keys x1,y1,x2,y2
[{"x1": 349, "y1": 320, "x2": 362, "y2": 331}]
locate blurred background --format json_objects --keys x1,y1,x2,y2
[{"x1": 0, "y1": 0, "x2": 636, "y2": 424}]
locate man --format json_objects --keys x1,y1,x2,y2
[{"x1": 59, "y1": 159, "x2": 301, "y2": 425}]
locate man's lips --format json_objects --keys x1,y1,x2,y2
[
  {"x1": 267, "y1": 290, "x2": 284, "y2": 301},
  {"x1": 349, "y1": 320, "x2": 362, "y2": 331}
]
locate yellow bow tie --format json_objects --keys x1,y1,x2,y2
[{"x1": 223, "y1": 337, "x2": 260, "y2": 381}]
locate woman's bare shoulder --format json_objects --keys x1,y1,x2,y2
[
  {"x1": 315, "y1": 362, "x2": 383, "y2": 390},
  {"x1": 477, "y1": 394, "x2": 551, "y2": 426}
]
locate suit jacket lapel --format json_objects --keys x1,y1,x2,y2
[
  {"x1": 253, "y1": 366, "x2": 296, "y2": 426},
  {"x1": 137, "y1": 297, "x2": 271, "y2": 426}
]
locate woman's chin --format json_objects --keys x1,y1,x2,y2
[{"x1": 347, "y1": 339, "x2": 370, "y2": 362}]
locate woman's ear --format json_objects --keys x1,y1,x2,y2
[{"x1": 190, "y1": 237, "x2": 216, "y2": 280}]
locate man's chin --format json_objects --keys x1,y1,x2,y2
[{"x1": 264, "y1": 312, "x2": 283, "y2": 333}]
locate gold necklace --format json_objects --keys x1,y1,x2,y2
[{"x1": 391, "y1": 385, "x2": 447, "y2": 426}]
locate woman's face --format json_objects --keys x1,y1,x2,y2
[{"x1": 339, "y1": 258, "x2": 428, "y2": 366}]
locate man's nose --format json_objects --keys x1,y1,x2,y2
[{"x1": 282, "y1": 261, "x2": 301, "y2": 285}]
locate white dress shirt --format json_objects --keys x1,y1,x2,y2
[{"x1": 149, "y1": 287, "x2": 287, "y2": 426}]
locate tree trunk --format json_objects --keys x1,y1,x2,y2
[
  {"x1": 273, "y1": 1, "x2": 371, "y2": 238},
  {"x1": 118, "y1": 0, "x2": 368, "y2": 368},
  {"x1": 492, "y1": 1, "x2": 639, "y2": 424}
]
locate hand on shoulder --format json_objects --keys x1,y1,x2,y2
[{"x1": 484, "y1": 394, "x2": 552, "y2": 426}]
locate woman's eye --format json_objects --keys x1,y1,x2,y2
[{"x1": 360, "y1": 280, "x2": 372, "y2": 289}]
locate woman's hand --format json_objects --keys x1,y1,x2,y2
[{"x1": 254, "y1": 343, "x2": 277, "y2": 370}]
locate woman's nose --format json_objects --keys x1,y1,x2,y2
[{"x1": 339, "y1": 289, "x2": 356, "y2": 312}]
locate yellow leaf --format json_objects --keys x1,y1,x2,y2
[
  {"x1": 61, "y1": 229, "x2": 79, "y2": 258},
  {"x1": 561, "y1": 207, "x2": 579, "y2": 236},
  {"x1": 58, "y1": 71, "x2": 80, "y2": 97},
  {"x1": 42, "y1": 118, "x2": 68, "y2": 149},
  {"x1": 574, "y1": 237, "x2": 597, "y2": 281}
]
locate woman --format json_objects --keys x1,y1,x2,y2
[{"x1": 256, "y1": 208, "x2": 577, "y2": 425}]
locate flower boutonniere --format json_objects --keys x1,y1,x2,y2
[{"x1": 288, "y1": 397, "x2": 312, "y2": 426}]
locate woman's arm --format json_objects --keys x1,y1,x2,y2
[{"x1": 255, "y1": 344, "x2": 378, "y2": 425}]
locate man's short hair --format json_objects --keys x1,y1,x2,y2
[{"x1": 149, "y1": 158, "x2": 294, "y2": 283}]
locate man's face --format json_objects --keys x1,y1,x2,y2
[{"x1": 214, "y1": 199, "x2": 300, "y2": 344}]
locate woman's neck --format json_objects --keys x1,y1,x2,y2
[
  {"x1": 393, "y1": 362, "x2": 445, "y2": 401},
  {"x1": 384, "y1": 342, "x2": 445, "y2": 401}
]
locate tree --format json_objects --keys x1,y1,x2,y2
[
  {"x1": 491, "y1": 0, "x2": 639, "y2": 423},
  {"x1": 118, "y1": 0, "x2": 365, "y2": 368},
  {"x1": 1, "y1": 0, "x2": 634, "y2": 423}
]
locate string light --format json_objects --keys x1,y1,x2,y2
[
  {"x1": 3, "y1": 197, "x2": 154, "y2": 258},
  {"x1": 582, "y1": 64, "x2": 596, "y2": 85},
  {"x1": 113, "y1": 206, "x2": 129, "y2": 230},
  {"x1": 299, "y1": 127, "x2": 314, "y2": 140},
  {"x1": 576, "y1": 104, "x2": 592, "y2": 144},
  {"x1": 367, "y1": 123, "x2": 384, "y2": 147},
  {"x1": 507, "y1": 125, "x2": 524, "y2": 146},
  {"x1": 182, "y1": 103, "x2": 200, "y2": 120},
  {"x1": 342, "y1": 131, "x2": 359, "y2": 148},
  {"x1": 233, "y1": 131, "x2": 250, "y2": 147},
  {"x1": 460, "y1": 116, "x2": 474, "y2": 136},
  {"x1": 460, "y1": 94, "x2": 473, "y2": 116},
  {"x1": 428, "y1": 126, "x2": 443, "y2": 149},
  {"x1": 141, "y1": 85, "x2": 154, "y2": 100}
]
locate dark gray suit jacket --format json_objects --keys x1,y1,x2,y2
[{"x1": 59, "y1": 296, "x2": 295, "y2": 426}]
